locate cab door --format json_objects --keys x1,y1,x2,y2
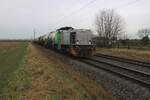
[{"x1": 70, "y1": 32, "x2": 76, "y2": 45}]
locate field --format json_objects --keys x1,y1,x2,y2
[
  {"x1": 0, "y1": 42, "x2": 115, "y2": 100},
  {"x1": 0, "y1": 42, "x2": 28, "y2": 93},
  {"x1": 97, "y1": 48, "x2": 150, "y2": 63}
]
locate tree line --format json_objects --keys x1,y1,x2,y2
[{"x1": 94, "y1": 9, "x2": 150, "y2": 48}]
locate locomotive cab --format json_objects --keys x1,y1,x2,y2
[{"x1": 69, "y1": 29, "x2": 95, "y2": 57}]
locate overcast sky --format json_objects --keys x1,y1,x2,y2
[{"x1": 0, "y1": 0, "x2": 149, "y2": 39}]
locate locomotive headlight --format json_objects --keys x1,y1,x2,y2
[
  {"x1": 89, "y1": 40, "x2": 92, "y2": 45},
  {"x1": 76, "y1": 40, "x2": 79, "y2": 45}
]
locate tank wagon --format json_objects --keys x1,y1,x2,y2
[{"x1": 36, "y1": 27, "x2": 95, "y2": 57}]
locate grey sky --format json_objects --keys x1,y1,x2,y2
[{"x1": 0, "y1": 0, "x2": 149, "y2": 39}]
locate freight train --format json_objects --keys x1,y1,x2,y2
[{"x1": 35, "y1": 27, "x2": 95, "y2": 57}]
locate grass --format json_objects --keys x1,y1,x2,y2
[
  {"x1": 96, "y1": 47, "x2": 150, "y2": 63},
  {"x1": 0, "y1": 43, "x2": 115, "y2": 99},
  {"x1": 114, "y1": 45, "x2": 150, "y2": 50},
  {"x1": 0, "y1": 42, "x2": 28, "y2": 95}
]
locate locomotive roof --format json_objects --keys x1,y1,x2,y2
[{"x1": 57, "y1": 27, "x2": 74, "y2": 31}]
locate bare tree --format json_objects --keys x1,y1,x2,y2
[
  {"x1": 137, "y1": 28, "x2": 150, "y2": 38},
  {"x1": 95, "y1": 9, "x2": 125, "y2": 47},
  {"x1": 137, "y1": 28, "x2": 150, "y2": 45}
]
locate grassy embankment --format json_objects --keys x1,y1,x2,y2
[
  {"x1": 0, "y1": 42, "x2": 29, "y2": 98},
  {"x1": 24, "y1": 44, "x2": 115, "y2": 100},
  {"x1": 0, "y1": 42, "x2": 115, "y2": 99},
  {"x1": 96, "y1": 48, "x2": 150, "y2": 63},
  {"x1": 0, "y1": 43, "x2": 115, "y2": 100}
]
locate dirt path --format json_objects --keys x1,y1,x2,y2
[{"x1": 14, "y1": 43, "x2": 115, "y2": 100}]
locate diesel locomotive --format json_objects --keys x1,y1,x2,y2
[{"x1": 35, "y1": 27, "x2": 95, "y2": 57}]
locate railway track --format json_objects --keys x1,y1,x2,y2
[
  {"x1": 80, "y1": 55, "x2": 150, "y2": 88},
  {"x1": 95, "y1": 53, "x2": 150, "y2": 68}
]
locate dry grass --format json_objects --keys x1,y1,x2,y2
[
  {"x1": 0, "y1": 42, "x2": 28, "y2": 100},
  {"x1": 23, "y1": 44, "x2": 115, "y2": 100},
  {"x1": 97, "y1": 48, "x2": 150, "y2": 63}
]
